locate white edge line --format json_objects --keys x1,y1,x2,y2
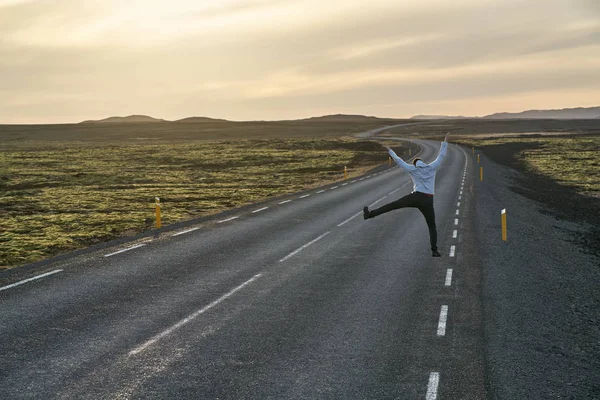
[
  {"x1": 218, "y1": 216, "x2": 239, "y2": 223},
  {"x1": 279, "y1": 200, "x2": 292, "y2": 204},
  {"x1": 252, "y1": 206, "x2": 269, "y2": 213},
  {"x1": 129, "y1": 273, "x2": 262, "y2": 356},
  {"x1": 316, "y1": 190, "x2": 325, "y2": 194},
  {"x1": 350, "y1": 180, "x2": 357, "y2": 183},
  {"x1": 279, "y1": 231, "x2": 330, "y2": 262},
  {"x1": 437, "y1": 305, "x2": 448, "y2": 336},
  {"x1": 337, "y1": 211, "x2": 363, "y2": 227},
  {"x1": 341, "y1": 183, "x2": 348, "y2": 186},
  {"x1": 369, "y1": 196, "x2": 387, "y2": 208},
  {"x1": 452, "y1": 230, "x2": 457, "y2": 238},
  {"x1": 171, "y1": 227, "x2": 200, "y2": 237},
  {"x1": 299, "y1": 194, "x2": 310, "y2": 199},
  {"x1": 449, "y1": 245, "x2": 456, "y2": 257},
  {"x1": 427, "y1": 372, "x2": 440, "y2": 400},
  {"x1": 0, "y1": 269, "x2": 63, "y2": 292},
  {"x1": 445, "y1": 269, "x2": 453, "y2": 287},
  {"x1": 105, "y1": 244, "x2": 146, "y2": 257},
  {"x1": 454, "y1": 218, "x2": 459, "y2": 225}
]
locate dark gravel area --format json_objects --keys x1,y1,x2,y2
[
  {"x1": 472, "y1": 141, "x2": 600, "y2": 257},
  {"x1": 470, "y1": 148, "x2": 600, "y2": 399}
]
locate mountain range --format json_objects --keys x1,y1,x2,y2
[{"x1": 80, "y1": 106, "x2": 600, "y2": 124}]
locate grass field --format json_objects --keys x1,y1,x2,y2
[
  {"x1": 452, "y1": 135, "x2": 600, "y2": 197},
  {"x1": 0, "y1": 138, "x2": 399, "y2": 269}
]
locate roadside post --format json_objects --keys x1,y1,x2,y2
[
  {"x1": 409, "y1": 148, "x2": 412, "y2": 156},
  {"x1": 344, "y1": 166, "x2": 347, "y2": 180},
  {"x1": 501, "y1": 209, "x2": 507, "y2": 241},
  {"x1": 155, "y1": 197, "x2": 161, "y2": 228},
  {"x1": 388, "y1": 156, "x2": 392, "y2": 166},
  {"x1": 477, "y1": 154, "x2": 480, "y2": 163},
  {"x1": 480, "y1": 166, "x2": 483, "y2": 181}
]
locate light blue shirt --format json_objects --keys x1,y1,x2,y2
[{"x1": 388, "y1": 141, "x2": 448, "y2": 195}]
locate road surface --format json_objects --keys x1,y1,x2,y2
[{"x1": 0, "y1": 139, "x2": 485, "y2": 399}]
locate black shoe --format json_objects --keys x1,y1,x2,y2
[
  {"x1": 363, "y1": 206, "x2": 371, "y2": 220},
  {"x1": 432, "y1": 250, "x2": 441, "y2": 257}
]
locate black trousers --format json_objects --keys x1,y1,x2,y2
[{"x1": 369, "y1": 191, "x2": 438, "y2": 251}]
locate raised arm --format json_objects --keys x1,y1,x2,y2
[
  {"x1": 428, "y1": 134, "x2": 450, "y2": 170},
  {"x1": 386, "y1": 146, "x2": 415, "y2": 172}
]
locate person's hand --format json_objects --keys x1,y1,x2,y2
[{"x1": 444, "y1": 132, "x2": 451, "y2": 142}]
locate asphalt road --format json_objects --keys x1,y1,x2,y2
[{"x1": 0, "y1": 139, "x2": 486, "y2": 399}]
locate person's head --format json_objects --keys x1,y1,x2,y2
[{"x1": 413, "y1": 158, "x2": 423, "y2": 167}]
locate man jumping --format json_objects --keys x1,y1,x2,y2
[{"x1": 363, "y1": 133, "x2": 450, "y2": 257}]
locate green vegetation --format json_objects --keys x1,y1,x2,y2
[
  {"x1": 0, "y1": 138, "x2": 392, "y2": 269},
  {"x1": 454, "y1": 135, "x2": 600, "y2": 197}
]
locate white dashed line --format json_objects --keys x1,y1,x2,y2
[
  {"x1": 105, "y1": 244, "x2": 146, "y2": 257},
  {"x1": 460, "y1": 190, "x2": 463, "y2": 195},
  {"x1": 218, "y1": 216, "x2": 239, "y2": 223},
  {"x1": 316, "y1": 190, "x2": 325, "y2": 194},
  {"x1": 171, "y1": 227, "x2": 200, "y2": 236},
  {"x1": 0, "y1": 269, "x2": 63, "y2": 292},
  {"x1": 437, "y1": 305, "x2": 448, "y2": 336},
  {"x1": 252, "y1": 206, "x2": 269, "y2": 213},
  {"x1": 330, "y1": 186, "x2": 338, "y2": 190},
  {"x1": 458, "y1": 196, "x2": 462, "y2": 200},
  {"x1": 445, "y1": 269, "x2": 453, "y2": 286},
  {"x1": 449, "y1": 245, "x2": 456, "y2": 257},
  {"x1": 457, "y1": 202, "x2": 460, "y2": 207},
  {"x1": 351, "y1": 180, "x2": 357, "y2": 183},
  {"x1": 279, "y1": 232, "x2": 331, "y2": 262},
  {"x1": 452, "y1": 230, "x2": 457, "y2": 238},
  {"x1": 359, "y1": 178, "x2": 364, "y2": 181},
  {"x1": 455, "y1": 209, "x2": 460, "y2": 215},
  {"x1": 369, "y1": 196, "x2": 387, "y2": 207},
  {"x1": 337, "y1": 211, "x2": 363, "y2": 227},
  {"x1": 454, "y1": 218, "x2": 459, "y2": 225},
  {"x1": 427, "y1": 372, "x2": 440, "y2": 400},
  {"x1": 279, "y1": 200, "x2": 292, "y2": 204},
  {"x1": 129, "y1": 273, "x2": 263, "y2": 356},
  {"x1": 299, "y1": 194, "x2": 310, "y2": 199}
]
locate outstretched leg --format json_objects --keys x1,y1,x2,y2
[{"x1": 365, "y1": 192, "x2": 420, "y2": 219}]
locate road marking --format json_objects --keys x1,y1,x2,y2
[
  {"x1": 426, "y1": 372, "x2": 440, "y2": 400},
  {"x1": 457, "y1": 202, "x2": 460, "y2": 207},
  {"x1": 279, "y1": 231, "x2": 331, "y2": 262},
  {"x1": 454, "y1": 218, "x2": 459, "y2": 225},
  {"x1": 279, "y1": 200, "x2": 292, "y2": 204},
  {"x1": 299, "y1": 194, "x2": 311, "y2": 199},
  {"x1": 0, "y1": 269, "x2": 63, "y2": 292},
  {"x1": 341, "y1": 183, "x2": 348, "y2": 186},
  {"x1": 445, "y1": 269, "x2": 453, "y2": 286},
  {"x1": 351, "y1": 180, "x2": 357, "y2": 183},
  {"x1": 452, "y1": 230, "x2": 457, "y2": 238},
  {"x1": 171, "y1": 227, "x2": 200, "y2": 237},
  {"x1": 369, "y1": 196, "x2": 387, "y2": 207},
  {"x1": 389, "y1": 181, "x2": 410, "y2": 195},
  {"x1": 105, "y1": 244, "x2": 146, "y2": 257},
  {"x1": 367, "y1": 175, "x2": 372, "y2": 178},
  {"x1": 338, "y1": 211, "x2": 363, "y2": 227},
  {"x1": 359, "y1": 178, "x2": 364, "y2": 181},
  {"x1": 252, "y1": 206, "x2": 269, "y2": 213},
  {"x1": 449, "y1": 245, "x2": 456, "y2": 257},
  {"x1": 458, "y1": 195, "x2": 462, "y2": 200},
  {"x1": 129, "y1": 273, "x2": 262, "y2": 356},
  {"x1": 330, "y1": 186, "x2": 338, "y2": 190},
  {"x1": 218, "y1": 216, "x2": 239, "y2": 223},
  {"x1": 460, "y1": 190, "x2": 463, "y2": 195},
  {"x1": 437, "y1": 305, "x2": 448, "y2": 336},
  {"x1": 316, "y1": 190, "x2": 325, "y2": 194},
  {"x1": 455, "y1": 209, "x2": 460, "y2": 215}
]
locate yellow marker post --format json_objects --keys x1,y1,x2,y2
[
  {"x1": 477, "y1": 154, "x2": 480, "y2": 163},
  {"x1": 155, "y1": 197, "x2": 161, "y2": 228},
  {"x1": 480, "y1": 166, "x2": 483, "y2": 181},
  {"x1": 409, "y1": 148, "x2": 412, "y2": 156},
  {"x1": 388, "y1": 156, "x2": 392, "y2": 166},
  {"x1": 344, "y1": 166, "x2": 348, "y2": 180},
  {"x1": 501, "y1": 209, "x2": 507, "y2": 241}
]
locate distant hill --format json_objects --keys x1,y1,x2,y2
[
  {"x1": 299, "y1": 114, "x2": 387, "y2": 122},
  {"x1": 81, "y1": 115, "x2": 167, "y2": 123},
  {"x1": 175, "y1": 116, "x2": 230, "y2": 123},
  {"x1": 483, "y1": 106, "x2": 600, "y2": 119},
  {"x1": 410, "y1": 115, "x2": 472, "y2": 120}
]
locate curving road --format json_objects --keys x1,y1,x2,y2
[{"x1": 0, "y1": 139, "x2": 485, "y2": 399}]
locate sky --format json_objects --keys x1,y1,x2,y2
[{"x1": 1, "y1": 0, "x2": 599, "y2": 123}]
